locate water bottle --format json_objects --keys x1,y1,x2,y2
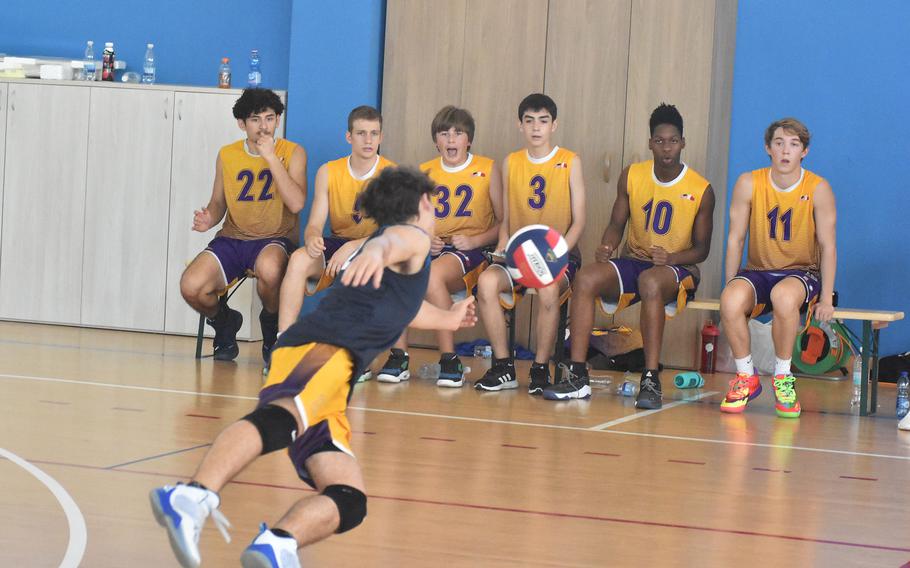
[
  {"x1": 248, "y1": 49, "x2": 261, "y2": 87},
  {"x1": 83, "y1": 40, "x2": 96, "y2": 81},
  {"x1": 473, "y1": 345, "x2": 492, "y2": 359},
  {"x1": 101, "y1": 42, "x2": 115, "y2": 81},
  {"x1": 418, "y1": 363, "x2": 440, "y2": 379},
  {"x1": 141, "y1": 43, "x2": 156, "y2": 84},
  {"x1": 850, "y1": 351, "x2": 862, "y2": 409},
  {"x1": 896, "y1": 371, "x2": 909, "y2": 419},
  {"x1": 589, "y1": 375, "x2": 612, "y2": 387},
  {"x1": 218, "y1": 57, "x2": 232, "y2": 89},
  {"x1": 616, "y1": 380, "x2": 637, "y2": 397}
]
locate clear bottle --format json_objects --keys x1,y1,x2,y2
[
  {"x1": 248, "y1": 49, "x2": 261, "y2": 87},
  {"x1": 101, "y1": 42, "x2": 115, "y2": 81},
  {"x1": 141, "y1": 43, "x2": 156, "y2": 84},
  {"x1": 896, "y1": 371, "x2": 909, "y2": 419},
  {"x1": 218, "y1": 57, "x2": 232, "y2": 89},
  {"x1": 84, "y1": 41, "x2": 96, "y2": 81},
  {"x1": 850, "y1": 351, "x2": 862, "y2": 409},
  {"x1": 473, "y1": 345, "x2": 492, "y2": 359},
  {"x1": 418, "y1": 363, "x2": 440, "y2": 379}
]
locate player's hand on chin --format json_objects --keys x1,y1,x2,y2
[
  {"x1": 450, "y1": 296, "x2": 477, "y2": 330},
  {"x1": 340, "y1": 248, "x2": 384, "y2": 288}
]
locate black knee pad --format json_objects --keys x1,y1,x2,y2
[
  {"x1": 323, "y1": 484, "x2": 366, "y2": 533},
  {"x1": 242, "y1": 404, "x2": 298, "y2": 454}
]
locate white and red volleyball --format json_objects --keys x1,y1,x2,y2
[{"x1": 505, "y1": 224, "x2": 569, "y2": 288}]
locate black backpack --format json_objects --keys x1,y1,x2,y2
[{"x1": 878, "y1": 352, "x2": 910, "y2": 383}]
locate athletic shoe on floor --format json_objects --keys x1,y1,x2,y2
[
  {"x1": 436, "y1": 353, "x2": 465, "y2": 388},
  {"x1": 240, "y1": 523, "x2": 300, "y2": 568},
  {"x1": 356, "y1": 369, "x2": 373, "y2": 383},
  {"x1": 474, "y1": 358, "x2": 517, "y2": 391},
  {"x1": 635, "y1": 370, "x2": 662, "y2": 409},
  {"x1": 772, "y1": 373, "x2": 801, "y2": 418},
  {"x1": 149, "y1": 483, "x2": 231, "y2": 568},
  {"x1": 376, "y1": 348, "x2": 410, "y2": 383},
  {"x1": 720, "y1": 372, "x2": 762, "y2": 414},
  {"x1": 527, "y1": 362, "x2": 552, "y2": 395},
  {"x1": 899, "y1": 412, "x2": 910, "y2": 431},
  {"x1": 207, "y1": 299, "x2": 243, "y2": 361},
  {"x1": 543, "y1": 363, "x2": 591, "y2": 400}
]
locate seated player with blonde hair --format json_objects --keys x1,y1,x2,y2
[{"x1": 376, "y1": 106, "x2": 502, "y2": 387}]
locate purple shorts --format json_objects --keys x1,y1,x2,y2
[
  {"x1": 493, "y1": 253, "x2": 581, "y2": 309},
  {"x1": 288, "y1": 421, "x2": 345, "y2": 488},
  {"x1": 322, "y1": 235, "x2": 351, "y2": 263},
  {"x1": 305, "y1": 235, "x2": 356, "y2": 295},
  {"x1": 732, "y1": 269, "x2": 821, "y2": 318},
  {"x1": 206, "y1": 236, "x2": 294, "y2": 287},
  {"x1": 599, "y1": 258, "x2": 698, "y2": 317}
]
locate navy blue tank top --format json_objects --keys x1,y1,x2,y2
[{"x1": 276, "y1": 225, "x2": 430, "y2": 380}]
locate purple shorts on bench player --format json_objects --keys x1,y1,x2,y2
[
  {"x1": 732, "y1": 269, "x2": 820, "y2": 317},
  {"x1": 206, "y1": 236, "x2": 294, "y2": 287},
  {"x1": 599, "y1": 257, "x2": 697, "y2": 317}
]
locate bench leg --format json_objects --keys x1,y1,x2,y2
[
  {"x1": 860, "y1": 321, "x2": 874, "y2": 416},
  {"x1": 553, "y1": 301, "x2": 569, "y2": 382},
  {"x1": 195, "y1": 314, "x2": 205, "y2": 359},
  {"x1": 871, "y1": 327, "x2": 881, "y2": 414}
]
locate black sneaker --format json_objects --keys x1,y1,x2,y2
[
  {"x1": 259, "y1": 309, "x2": 279, "y2": 366},
  {"x1": 543, "y1": 363, "x2": 591, "y2": 400},
  {"x1": 207, "y1": 298, "x2": 243, "y2": 361},
  {"x1": 527, "y1": 363, "x2": 551, "y2": 395},
  {"x1": 377, "y1": 349, "x2": 410, "y2": 383},
  {"x1": 436, "y1": 353, "x2": 465, "y2": 388},
  {"x1": 474, "y1": 358, "x2": 517, "y2": 391},
  {"x1": 635, "y1": 370, "x2": 663, "y2": 409}
]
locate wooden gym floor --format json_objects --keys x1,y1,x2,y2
[{"x1": 1, "y1": 320, "x2": 909, "y2": 567}]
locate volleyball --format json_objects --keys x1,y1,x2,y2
[{"x1": 505, "y1": 224, "x2": 569, "y2": 288}]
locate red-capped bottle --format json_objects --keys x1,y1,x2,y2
[{"x1": 700, "y1": 320, "x2": 720, "y2": 374}]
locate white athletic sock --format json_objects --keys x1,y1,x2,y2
[
  {"x1": 775, "y1": 357, "x2": 792, "y2": 377},
  {"x1": 734, "y1": 355, "x2": 754, "y2": 376}
]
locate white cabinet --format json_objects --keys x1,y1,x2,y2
[
  {"x1": 81, "y1": 88, "x2": 174, "y2": 330},
  {"x1": 0, "y1": 83, "x2": 90, "y2": 324},
  {"x1": 164, "y1": 91, "x2": 262, "y2": 339},
  {"x1": 0, "y1": 84, "x2": 6, "y2": 262}
]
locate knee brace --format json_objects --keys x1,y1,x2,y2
[
  {"x1": 242, "y1": 404, "x2": 298, "y2": 454},
  {"x1": 323, "y1": 484, "x2": 367, "y2": 533}
]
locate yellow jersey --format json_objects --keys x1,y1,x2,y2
[
  {"x1": 506, "y1": 146, "x2": 576, "y2": 236},
  {"x1": 326, "y1": 155, "x2": 396, "y2": 240},
  {"x1": 218, "y1": 138, "x2": 300, "y2": 242},
  {"x1": 622, "y1": 161, "x2": 710, "y2": 261},
  {"x1": 747, "y1": 167, "x2": 824, "y2": 272},
  {"x1": 421, "y1": 154, "x2": 496, "y2": 239}
]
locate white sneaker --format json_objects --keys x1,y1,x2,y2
[
  {"x1": 356, "y1": 369, "x2": 373, "y2": 383},
  {"x1": 240, "y1": 523, "x2": 300, "y2": 568},
  {"x1": 149, "y1": 484, "x2": 231, "y2": 568},
  {"x1": 899, "y1": 413, "x2": 910, "y2": 431}
]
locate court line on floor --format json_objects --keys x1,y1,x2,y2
[
  {"x1": 588, "y1": 390, "x2": 719, "y2": 430},
  {"x1": 0, "y1": 448, "x2": 87, "y2": 567},
  {"x1": 21, "y1": 457, "x2": 910, "y2": 555},
  {"x1": 105, "y1": 443, "x2": 212, "y2": 470},
  {"x1": 4, "y1": 372, "x2": 910, "y2": 462}
]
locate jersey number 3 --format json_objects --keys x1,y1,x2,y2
[
  {"x1": 527, "y1": 175, "x2": 546, "y2": 210},
  {"x1": 236, "y1": 169, "x2": 274, "y2": 202}
]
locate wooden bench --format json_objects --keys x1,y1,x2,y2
[{"x1": 687, "y1": 299, "x2": 905, "y2": 416}]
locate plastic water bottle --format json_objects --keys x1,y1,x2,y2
[
  {"x1": 101, "y1": 42, "x2": 115, "y2": 81},
  {"x1": 473, "y1": 345, "x2": 492, "y2": 359},
  {"x1": 418, "y1": 363, "x2": 440, "y2": 379},
  {"x1": 896, "y1": 372, "x2": 909, "y2": 419},
  {"x1": 83, "y1": 41, "x2": 96, "y2": 81},
  {"x1": 141, "y1": 43, "x2": 156, "y2": 84},
  {"x1": 218, "y1": 57, "x2": 232, "y2": 88},
  {"x1": 850, "y1": 351, "x2": 863, "y2": 409},
  {"x1": 248, "y1": 49, "x2": 261, "y2": 87}
]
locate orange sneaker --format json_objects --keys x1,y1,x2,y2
[
  {"x1": 720, "y1": 372, "x2": 762, "y2": 413},
  {"x1": 772, "y1": 374, "x2": 801, "y2": 418}
]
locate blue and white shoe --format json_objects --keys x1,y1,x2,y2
[
  {"x1": 376, "y1": 349, "x2": 410, "y2": 383},
  {"x1": 240, "y1": 523, "x2": 300, "y2": 568},
  {"x1": 149, "y1": 483, "x2": 231, "y2": 568},
  {"x1": 436, "y1": 353, "x2": 465, "y2": 388}
]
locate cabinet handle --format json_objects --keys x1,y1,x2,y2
[
  {"x1": 164, "y1": 97, "x2": 168, "y2": 119},
  {"x1": 178, "y1": 99, "x2": 182, "y2": 120},
  {"x1": 9, "y1": 90, "x2": 13, "y2": 112},
  {"x1": 602, "y1": 153, "x2": 612, "y2": 183}
]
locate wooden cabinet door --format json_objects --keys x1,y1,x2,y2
[
  {"x1": 381, "y1": 0, "x2": 468, "y2": 166},
  {"x1": 81, "y1": 88, "x2": 174, "y2": 330},
  {"x1": 164, "y1": 91, "x2": 259, "y2": 338},
  {"x1": 0, "y1": 83, "x2": 90, "y2": 324}
]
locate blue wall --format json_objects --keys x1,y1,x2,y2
[
  {"x1": 0, "y1": 0, "x2": 291, "y2": 89},
  {"x1": 284, "y1": 0, "x2": 386, "y2": 314},
  {"x1": 728, "y1": 0, "x2": 909, "y2": 354}
]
